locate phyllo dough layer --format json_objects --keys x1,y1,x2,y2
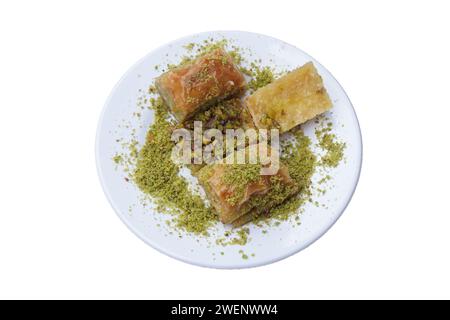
[
  {"x1": 246, "y1": 62, "x2": 332, "y2": 133},
  {"x1": 197, "y1": 152, "x2": 298, "y2": 225},
  {"x1": 155, "y1": 48, "x2": 246, "y2": 122}
]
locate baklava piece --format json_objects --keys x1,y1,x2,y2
[
  {"x1": 155, "y1": 48, "x2": 246, "y2": 122},
  {"x1": 197, "y1": 148, "x2": 298, "y2": 225},
  {"x1": 246, "y1": 62, "x2": 332, "y2": 133}
]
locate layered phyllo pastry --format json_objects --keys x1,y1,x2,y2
[
  {"x1": 197, "y1": 147, "x2": 299, "y2": 225},
  {"x1": 156, "y1": 48, "x2": 246, "y2": 122},
  {"x1": 246, "y1": 62, "x2": 332, "y2": 133}
]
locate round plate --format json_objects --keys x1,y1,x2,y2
[{"x1": 96, "y1": 31, "x2": 362, "y2": 269}]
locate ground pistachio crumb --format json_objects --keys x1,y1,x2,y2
[
  {"x1": 247, "y1": 64, "x2": 275, "y2": 92},
  {"x1": 113, "y1": 154, "x2": 123, "y2": 164},
  {"x1": 238, "y1": 249, "x2": 249, "y2": 260},
  {"x1": 216, "y1": 227, "x2": 250, "y2": 246},
  {"x1": 183, "y1": 43, "x2": 196, "y2": 51},
  {"x1": 222, "y1": 164, "x2": 262, "y2": 205},
  {"x1": 315, "y1": 124, "x2": 346, "y2": 168},
  {"x1": 168, "y1": 38, "x2": 244, "y2": 71},
  {"x1": 133, "y1": 97, "x2": 217, "y2": 235}
]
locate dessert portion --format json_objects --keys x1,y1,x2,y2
[
  {"x1": 155, "y1": 48, "x2": 246, "y2": 122},
  {"x1": 246, "y1": 62, "x2": 332, "y2": 133},
  {"x1": 197, "y1": 146, "x2": 298, "y2": 225}
]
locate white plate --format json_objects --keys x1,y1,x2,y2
[{"x1": 96, "y1": 31, "x2": 362, "y2": 269}]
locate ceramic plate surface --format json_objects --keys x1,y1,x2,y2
[{"x1": 96, "y1": 31, "x2": 362, "y2": 268}]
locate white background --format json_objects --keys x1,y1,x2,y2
[{"x1": 1, "y1": 0, "x2": 449, "y2": 300}]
